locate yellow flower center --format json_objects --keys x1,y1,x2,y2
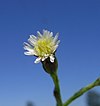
[{"x1": 34, "y1": 36, "x2": 54, "y2": 57}]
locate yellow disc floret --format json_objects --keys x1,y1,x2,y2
[{"x1": 34, "y1": 36, "x2": 54, "y2": 57}]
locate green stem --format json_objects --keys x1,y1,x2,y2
[
  {"x1": 63, "y1": 78, "x2": 100, "y2": 106},
  {"x1": 51, "y1": 73, "x2": 63, "y2": 106}
]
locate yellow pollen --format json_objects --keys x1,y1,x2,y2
[{"x1": 34, "y1": 37, "x2": 54, "y2": 57}]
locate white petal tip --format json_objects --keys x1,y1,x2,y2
[
  {"x1": 24, "y1": 52, "x2": 33, "y2": 55},
  {"x1": 34, "y1": 57, "x2": 41, "y2": 63},
  {"x1": 50, "y1": 55, "x2": 55, "y2": 63}
]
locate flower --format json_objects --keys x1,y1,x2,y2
[{"x1": 24, "y1": 30, "x2": 60, "y2": 63}]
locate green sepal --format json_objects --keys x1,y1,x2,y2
[{"x1": 41, "y1": 56, "x2": 58, "y2": 74}]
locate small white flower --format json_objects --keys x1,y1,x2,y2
[{"x1": 24, "y1": 30, "x2": 60, "y2": 63}]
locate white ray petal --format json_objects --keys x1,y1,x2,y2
[
  {"x1": 28, "y1": 38, "x2": 36, "y2": 46},
  {"x1": 53, "y1": 45, "x2": 59, "y2": 52},
  {"x1": 24, "y1": 42, "x2": 32, "y2": 48},
  {"x1": 50, "y1": 32, "x2": 53, "y2": 37},
  {"x1": 56, "y1": 40, "x2": 60, "y2": 45},
  {"x1": 24, "y1": 46, "x2": 33, "y2": 51},
  {"x1": 24, "y1": 52, "x2": 34, "y2": 55},
  {"x1": 30, "y1": 35, "x2": 37, "y2": 40},
  {"x1": 50, "y1": 55, "x2": 55, "y2": 62},
  {"x1": 41, "y1": 56, "x2": 48, "y2": 61},
  {"x1": 34, "y1": 57, "x2": 41, "y2": 63},
  {"x1": 24, "y1": 43, "x2": 33, "y2": 51},
  {"x1": 53, "y1": 33, "x2": 59, "y2": 43},
  {"x1": 43, "y1": 30, "x2": 49, "y2": 36},
  {"x1": 37, "y1": 31, "x2": 42, "y2": 37}
]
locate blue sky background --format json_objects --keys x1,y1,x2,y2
[{"x1": 0, "y1": 0, "x2": 100, "y2": 106}]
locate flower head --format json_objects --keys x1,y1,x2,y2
[{"x1": 24, "y1": 30, "x2": 60, "y2": 63}]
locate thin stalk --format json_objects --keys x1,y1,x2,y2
[
  {"x1": 63, "y1": 78, "x2": 100, "y2": 106},
  {"x1": 51, "y1": 73, "x2": 63, "y2": 106}
]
